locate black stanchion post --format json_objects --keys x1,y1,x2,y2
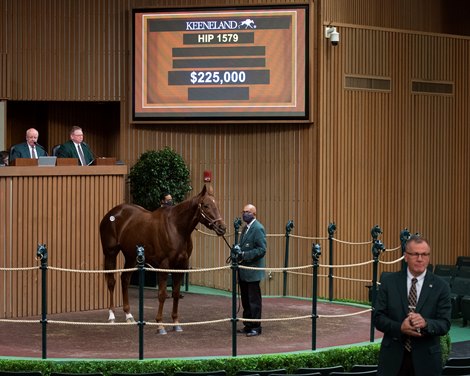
[
  {"x1": 370, "y1": 239, "x2": 384, "y2": 342},
  {"x1": 37, "y1": 244, "x2": 48, "y2": 360},
  {"x1": 136, "y1": 245, "x2": 145, "y2": 360},
  {"x1": 328, "y1": 222, "x2": 336, "y2": 301},
  {"x1": 371, "y1": 224, "x2": 382, "y2": 243},
  {"x1": 400, "y1": 228, "x2": 411, "y2": 271},
  {"x1": 230, "y1": 243, "x2": 241, "y2": 357},
  {"x1": 283, "y1": 220, "x2": 294, "y2": 297},
  {"x1": 233, "y1": 217, "x2": 242, "y2": 245},
  {"x1": 312, "y1": 243, "x2": 321, "y2": 351}
]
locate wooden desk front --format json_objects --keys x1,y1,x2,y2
[{"x1": 0, "y1": 165, "x2": 127, "y2": 318}]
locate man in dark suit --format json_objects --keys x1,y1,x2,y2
[
  {"x1": 374, "y1": 234, "x2": 451, "y2": 376},
  {"x1": 9, "y1": 128, "x2": 48, "y2": 163},
  {"x1": 236, "y1": 203, "x2": 267, "y2": 337},
  {"x1": 57, "y1": 126, "x2": 94, "y2": 165}
]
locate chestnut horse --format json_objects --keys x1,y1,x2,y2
[{"x1": 100, "y1": 185, "x2": 226, "y2": 334}]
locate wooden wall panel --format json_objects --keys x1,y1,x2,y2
[
  {"x1": 0, "y1": 166, "x2": 126, "y2": 318},
  {"x1": 1, "y1": 0, "x2": 126, "y2": 101},
  {"x1": 318, "y1": 25, "x2": 470, "y2": 301},
  {"x1": 322, "y1": 0, "x2": 470, "y2": 36},
  {"x1": 0, "y1": 53, "x2": 8, "y2": 99}
]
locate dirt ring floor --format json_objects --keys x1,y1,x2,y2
[{"x1": 0, "y1": 287, "x2": 383, "y2": 359}]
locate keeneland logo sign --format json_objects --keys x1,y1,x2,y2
[{"x1": 186, "y1": 19, "x2": 257, "y2": 31}]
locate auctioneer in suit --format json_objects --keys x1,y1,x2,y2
[
  {"x1": 57, "y1": 140, "x2": 94, "y2": 165},
  {"x1": 10, "y1": 142, "x2": 48, "y2": 162}
]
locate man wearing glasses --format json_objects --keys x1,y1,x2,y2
[
  {"x1": 374, "y1": 234, "x2": 451, "y2": 376},
  {"x1": 57, "y1": 126, "x2": 95, "y2": 166}
]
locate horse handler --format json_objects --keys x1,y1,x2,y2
[{"x1": 236, "y1": 204, "x2": 267, "y2": 337}]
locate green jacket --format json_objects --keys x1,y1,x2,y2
[
  {"x1": 238, "y1": 219, "x2": 267, "y2": 282},
  {"x1": 57, "y1": 140, "x2": 94, "y2": 165}
]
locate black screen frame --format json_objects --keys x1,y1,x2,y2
[{"x1": 131, "y1": 5, "x2": 310, "y2": 123}]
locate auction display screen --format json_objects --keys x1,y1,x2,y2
[{"x1": 132, "y1": 6, "x2": 309, "y2": 121}]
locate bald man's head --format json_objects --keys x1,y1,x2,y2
[{"x1": 242, "y1": 204, "x2": 257, "y2": 224}]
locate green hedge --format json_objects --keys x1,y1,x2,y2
[
  {"x1": 1, "y1": 344, "x2": 380, "y2": 376},
  {"x1": 0, "y1": 334, "x2": 451, "y2": 375}
]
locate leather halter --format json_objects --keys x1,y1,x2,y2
[{"x1": 198, "y1": 203, "x2": 222, "y2": 229}]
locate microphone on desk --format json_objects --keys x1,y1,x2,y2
[
  {"x1": 82, "y1": 142, "x2": 118, "y2": 165},
  {"x1": 34, "y1": 142, "x2": 48, "y2": 156}
]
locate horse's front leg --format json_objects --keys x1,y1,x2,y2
[
  {"x1": 171, "y1": 272, "x2": 184, "y2": 332},
  {"x1": 156, "y1": 272, "x2": 168, "y2": 334},
  {"x1": 121, "y1": 270, "x2": 136, "y2": 322}
]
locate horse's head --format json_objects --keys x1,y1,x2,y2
[{"x1": 197, "y1": 185, "x2": 227, "y2": 236}]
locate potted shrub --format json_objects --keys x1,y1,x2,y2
[{"x1": 129, "y1": 147, "x2": 192, "y2": 211}]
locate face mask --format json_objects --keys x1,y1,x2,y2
[
  {"x1": 163, "y1": 200, "x2": 174, "y2": 207},
  {"x1": 242, "y1": 212, "x2": 254, "y2": 223}
]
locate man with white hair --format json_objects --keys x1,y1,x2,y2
[{"x1": 10, "y1": 128, "x2": 48, "y2": 163}]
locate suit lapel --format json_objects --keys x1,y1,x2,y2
[
  {"x1": 416, "y1": 273, "x2": 433, "y2": 312},
  {"x1": 398, "y1": 271, "x2": 409, "y2": 315},
  {"x1": 239, "y1": 226, "x2": 247, "y2": 244}
]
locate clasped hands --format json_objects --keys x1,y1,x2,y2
[{"x1": 401, "y1": 312, "x2": 426, "y2": 337}]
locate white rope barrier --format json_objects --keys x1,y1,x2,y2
[
  {"x1": 146, "y1": 318, "x2": 231, "y2": 326},
  {"x1": 0, "y1": 266, "x2": 39, "y2": 271},
  {"x1": 1, "y1": 256, "x2": 398, "y2": 277},
  {"x1": 48, "y1": 320, "x2": 133, "y2": 326},
  {"x1": 239, "y1": 316, "x2": 312, "y2": 322},
  {"x1": 48, "y1": 266, "x2": 138, "y2": 273},
  {"x1": 290, "y1": 234, "x2": 328, "y2": 240},
  {"x1": 332, "y1": 275, "x2": 372, "y2": 283},
  {"x1": 0, "y1": 308, "x2": 372, "y2": 327},
  {"x1": 319, "y1": 259, "x2": 374, "y2": 268},
  {"x1": 332, "y1": 238, "x2": 372, "y2": 245},
  {"x1": 0, "y1": 318, "x2": 40, "y2": 324},
  {"x1": 379, "y1": 255, "x2": 404, "y2": 264},
  {"x1": 318, "y1": 308, "x2": 372, "y2": 318},
  {"x1": 383, "y1": 245, "x2": 401, "y2": 252}
]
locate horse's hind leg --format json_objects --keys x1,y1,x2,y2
[
  {"x1": 121, "y1": 258, "x2": 136, "y2": 323},
  {"x1": 171, "y1": 272, "x2": 184, "y2": 332},
  {"x1": 104, "y1": 250, "x2": 118, "y2": 323},
  {"x1": 155, "y1": 272, "x2": 169, "y2": 334}
]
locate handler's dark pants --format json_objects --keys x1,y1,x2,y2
[{"x1": 239, "y1": 280, "x2": 262, "y2": 331}]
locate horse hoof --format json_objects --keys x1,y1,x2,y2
[
  {"x1": 126, "y1": 317, "x2": 136, "y2": 323},
  {"x1": 108, "y1": 319, "x2": 115, "y2": 324},
  {"x1": 173, "y1": 325, "x2": 183, "y2": 332},
  {"x1": 157, "y1": 328, "x2": 167, "y2": 335}
]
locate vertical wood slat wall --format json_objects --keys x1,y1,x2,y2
[
  {"x1": 0, "y1": 167, "x2": 126, "y2": 318},
  {"x1": 0, "y1": 0, "x2": 125, "y2": 101},
  {"x1": 318, "y1": 25, "x2": 470, "y2": 300},
  {"x1": 1, "y1": 0, "x2": 469, "y2": 308}
]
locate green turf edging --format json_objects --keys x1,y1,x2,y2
[{"x1": 0, "y1": 344, "x2": 380, "y2": 375}]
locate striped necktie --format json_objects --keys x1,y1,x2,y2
[
  {"x1": 77, "y1": 144, "x2": 86, "y2": 166},
  {"x1": 31, "y1": 146, "x2": 37, "y2": 159},
  {"x1": 404, "y1": 278, "x2": 418, "y2": 352}
]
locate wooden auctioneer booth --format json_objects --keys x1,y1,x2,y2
[{"x1": 0, "y1": 158, "x2": 127, "y2": 319}]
